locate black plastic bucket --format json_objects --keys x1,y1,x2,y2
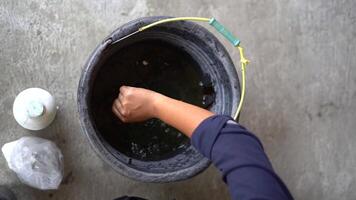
[{"x1": 78, "y1": 16, "x2": 240, "y2": 182}]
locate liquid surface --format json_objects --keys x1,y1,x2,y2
[{"x1": 91, "y1": 40, "x2": 215, "y2": 161}]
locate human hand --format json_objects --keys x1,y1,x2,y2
[
  {"x1": 112, "y1": 85, "x2": 213, "y2": 137},
  {"x1": 112, "y1": 86, "x2": 162, "y2": 123}
]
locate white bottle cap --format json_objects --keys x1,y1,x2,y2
[
  {"x1": 27, "y1": 101, "x2": 45, "y2": 118},
  {"x1": 13, "y1": 88, "x2": 58, "y2": 130}
]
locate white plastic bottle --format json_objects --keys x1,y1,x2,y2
[{"x1": 13, "y1": 88, "x2": 58, "y2": 130}]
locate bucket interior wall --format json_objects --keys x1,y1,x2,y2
[{"x1": 90, "y1": 39, "x2": 215, "y2": 161}]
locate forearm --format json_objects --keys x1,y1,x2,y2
[
  {"x1": 112, "y1": 85, "x2": 214, "y2": 137},
  {"x1": 152, "y1": 94, "x2": 214, "y2": 137}
]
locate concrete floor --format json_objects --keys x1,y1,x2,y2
[{"x1": 0, "y1": 0, "x2": 355, "y2": 199}]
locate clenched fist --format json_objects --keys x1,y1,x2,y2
[{"x1": 112, "y1": 86, "x2": 162, "y2": 122}]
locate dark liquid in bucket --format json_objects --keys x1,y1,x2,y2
[{"x1": 91, "y1": 40, "x2": 215, "y2": 161}]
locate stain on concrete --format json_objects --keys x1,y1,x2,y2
[
  {"x1": 61, "y1": 171, "x2": 74, "y2": 185},
  {"x1": 317, "y1": 102, "x2": 338, "y2": 118}
]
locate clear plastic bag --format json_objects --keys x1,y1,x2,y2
[{"x1": 2, "y1": 136, "x2": 64, "y2": 190}]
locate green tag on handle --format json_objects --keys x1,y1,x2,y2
[{"x1": 209, "y1": 18, "x2": 240, "y2": 46}]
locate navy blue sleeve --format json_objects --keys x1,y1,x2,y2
[{"x1": 191, "y1": 115, "x2": 293, "y2": 200}]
